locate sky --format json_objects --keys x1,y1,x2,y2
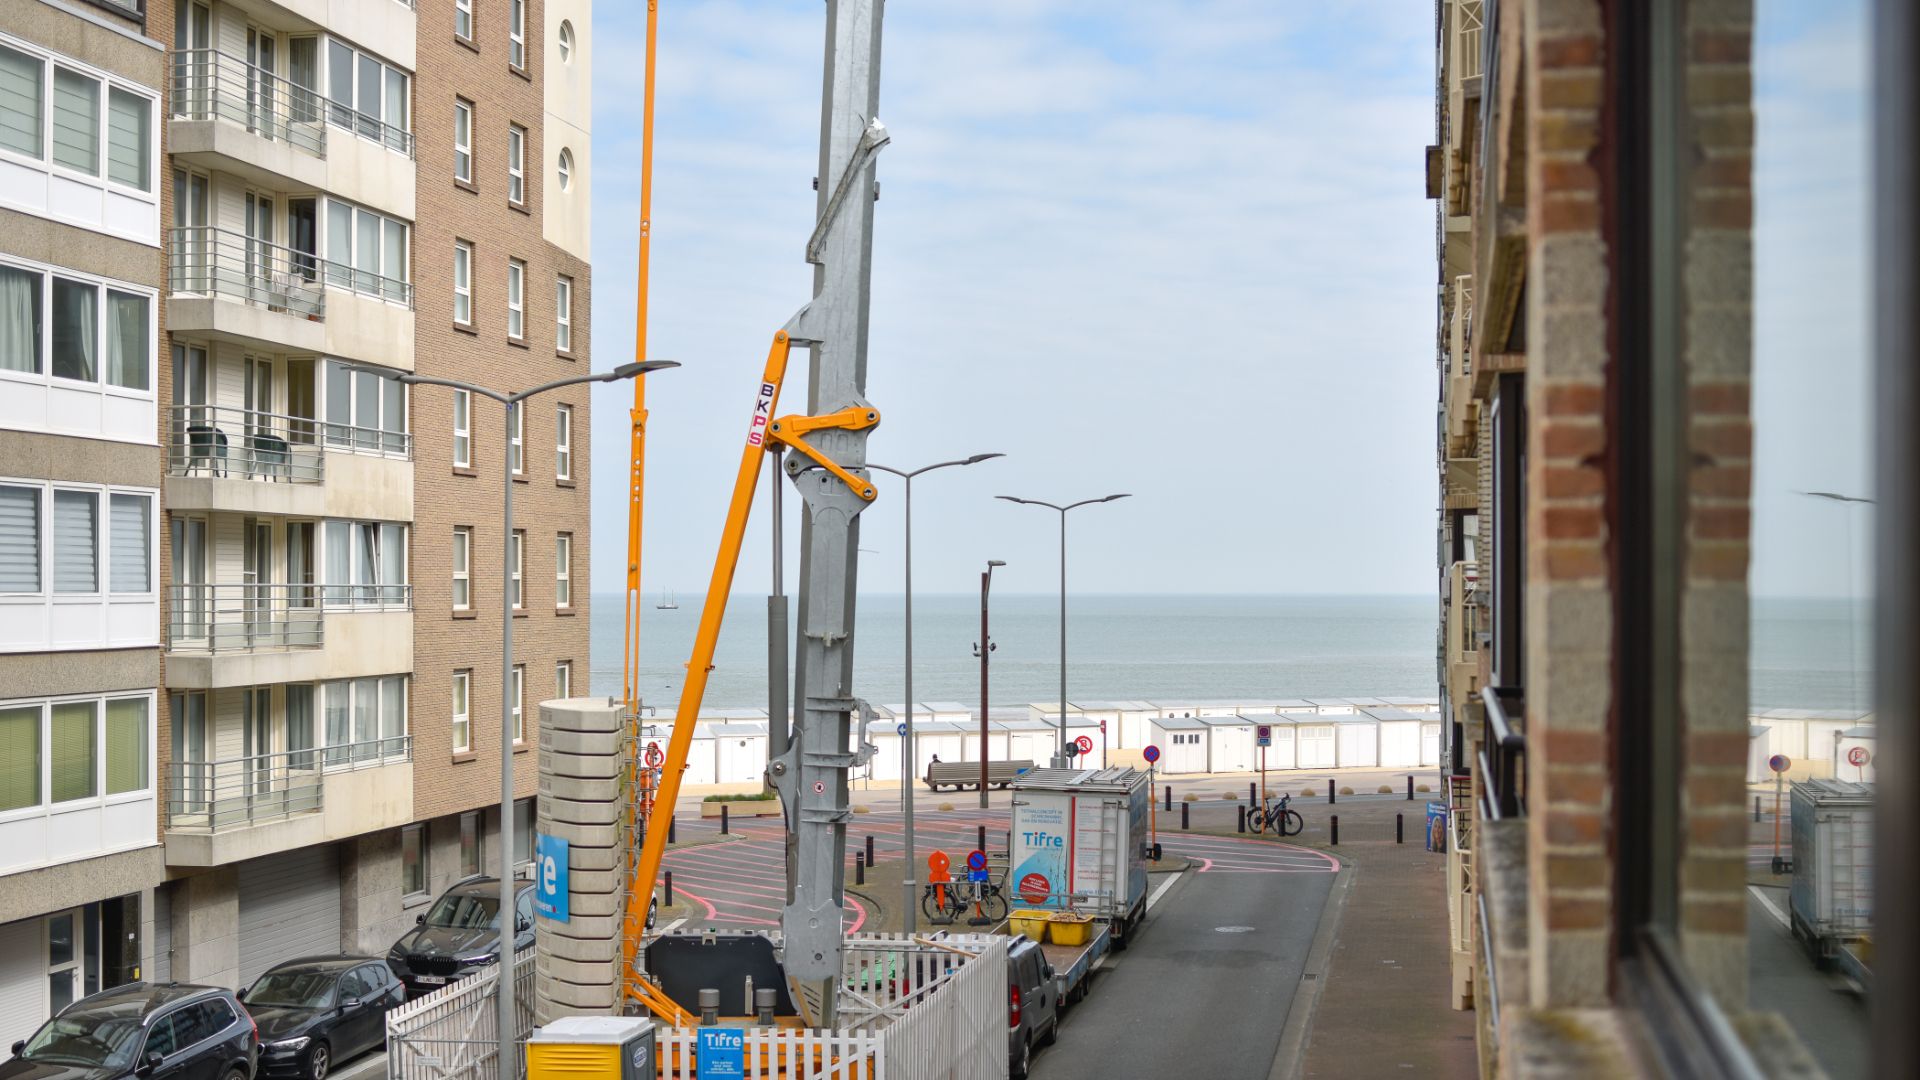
[{"x1": 579, "y1": 0, "x2": 1873, "y2": 601}]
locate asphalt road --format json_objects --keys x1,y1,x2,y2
[{"x1": 1032, "y1": 857, "x2": 1333, "y2": 1080}]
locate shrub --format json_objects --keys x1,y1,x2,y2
[
  {"x1": 1182, "y1": 793, "x2": 1200, "y2": 802},
  {"x1": 938, "y1": 802, "x2": 955, "y2": 812},
  {"x1": 1222, "y1": 792, "x2": 1239, "y2": 800},
  {"x1": 1417, "y1": 784, "x2": 1432, "y2": 793},
  {"x1": 1339, "y1": 786, "x2": 1355, "y2": 796},
  {"x1": 1377, "y1": 785, "x2": 1394, "y2": 794},
  {"x1": 703, "y1": 792, "x2": 777, "y2": 803},
  {"x1": 852, "y1": 804, "x2": 872, "y2": 814},
  {"x1": 1299, "y1": 788, "x2": 1317, "y2": 797}
]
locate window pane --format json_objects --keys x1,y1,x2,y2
[
  {"x1": 402, "y1": 827, "x2": 423, "y2": 893},
  {"x1": 326, "y1": 41, "x2": 353, "y2": 126},
  {"x1": 323, "y1": 681, "x2": 349, "y2": 764},
  {"x1": 381, "y1": 676, "x2": 405, "y2": 747},
  {"x1": 381, "y1": 523, "x2": 405, "y2": 603},
  {"x1": 356, "y1": 54, "x2": 380, "y2": 138},
  {"x1": 0, "y1": 706, "x2": 39, "y2": 811},
  {"x1": 0, "y1": 486, "x2": 40, "y2": 593},
  {"x1": 382, "y1": 218, "x2": 406, "y2": 303},
  {"x1": 105, "y1": 291, "x2": 148, "y2": 390},
  {"x1": 382, "y1": 375, "x2": 405, "y2": 454},
  {"x1": 354, "y1": 370, "x2": 378, "y2": 450},
  {"x1": 324, "y1": 520, "x2": 349, "y2": 603},
  {"x1": 326, "y1": 200, "x2": 352, "y2": 288},
  {"x1": 0, "y1": 45, "x2": 44, "y2": 158},
  {"x1": 51, "y1": 279, "x2": 96, "y2": 382},
  {"x1": 353, "y1": 677, "x2": 376, "y2": 758},
  {"x1": 355, "y1": 209, "x2": 379, "y2": 292},
  {"x1": 0, "y1": 265, "x2": 41, "y2": 374},
  {"x1": 383, "y1": 68, "x2": 406, "y2": 151},
  {"x1": 106, "y1": 87, "x2": 149, "y2": 190},
  {"x1": 51, "y1": 68, "x2": 98, "y2": 175},
  {"x1": 555, "y1": 662, "x2": 570, "y2": 700},
  {"x1": 324, "y1": 359, "x2": 351, "y2": 445},
  {"x1": 109, "y1": 493, "x2": 149, "y2": 593},
  {"x1": 50, "y1": 701, "x2": 95, "y2": 802},
  {"x1": 104, "y1": 697, "x2": 147, "y2": 795},
  {"x1": 53, "y1": 490, "x2": 97, "y2": 593}
]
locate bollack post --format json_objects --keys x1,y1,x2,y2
[
  {"x1": 1238, "y1": 805, "x2": 1247, "y2": 833},
  {"x1": 1248, "y1": 782, "x2": 1256, "y2": 805},
  {"x1": 669, "y1": 817, "x2": 677, "y2": 845},
  {"x1": 1331, "y1": 814, "x2": 1339, "y2": 846},
  {"x1": 856, "y1": 852, "x2": 866, "y2": 886},
  {"x1": 720, "y1": 803, "x2": 729, "y2": 835},
  {"x1": 1396, "y1": 813, "x2": 1404, "y2": 844},
  {"x1": 664, "y1": 870, "x2": 674, "y2": 906},
  {"x1": 1755, "y1": 795, "x2": 1762, "y2": 822},
  {"x1": 1181, "y1": 801, "x2": 1190, "y2": 830},
  {"x1": 1407, "y1": 776, "x2": 1415, "y2": 800},
  {"x1": 867, "y1": 834, "x2": 876, "y2": 867},
  {"x1": 1166, "y1": 786, "x2": 1174, "y2": 811},
  {"x1": 1328, "y1": 779, "x2": 1336, "y2": 804},
  {"x1": 977, "y1": 825, "x2": 987, "y2": 853}
]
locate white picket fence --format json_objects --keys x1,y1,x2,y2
[{"x1": 387, "y1": 935, "x2": 1006, "y2": 1080}]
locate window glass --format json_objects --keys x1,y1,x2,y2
[
  {"x1": 140, "y1": 1014, "x2": 180, "y2": 1060},
  {"x1": 51, "y1": 279, "x2": 96, "y2": 382},
  {"x1": 0, "y1": 264, "x2": 42, "y2": 374},
  {"x1": 108, "y1": 493, "x2": 148, "y2": 592},
  {"x1": 382, "y1": 218, "x2": 406, "y2": 304},
  {"x1": 510, "y1": 530, "x2": 523, "y2": 607},
  {"x1": 0, "y1": 45, "x2": 44, "y2": 158},
  {"x1": 509, "y1": 404, "x2": 523, "y2": 474},
  {"x1": 50, "y1": 700, "x2": 95, "y2": 802},
  {"x1": 510, "y1": 0, "x2": 526, "y2": 68},
  {"x1": 558, "y1": 21, "x2": 574, "y2": 63},
  {"x1": 457, "y1": 0, "x2": 474, "y2": 41},
  {"x1": 323, "y1": 680, "x2": 349, "y2": 764},
  {"x1": 555, "y1": 661, "x2": 571, "y2": 700},
  {"x1": 0, "y1": 486, "x2": 41, "y2": 592},
  {"x1": 512, "y1": 665, "x2": 524, "y2": 741},
  {"x1": 555, "y1": 276, "x2": 571, "y2": 351},
  {"x1": 453, "y1": 389, "x2": 471, "y2": 465},
  {"x1": 460, "y1": 810, "x2": 480, "y2": 875},
  {"x1": 555, "y1": 533, "x2": 570, "y2": 606},
  {"x1": 509, "y1": 125, "x2": 525, "y2": 203},
  {"x1": 326, "y1": 41, "x2": 352, "y2": 127},
  {"x1": 105, "y1": 290, "x2": 148, "y2": 390},
  {"x1": 0, "y1": 705, "x2": 40, "y2": 811},
  {"x1": 452, "y1": 528, "x2": 470, "y2": 609},
  {"x1": 104, "y1": 697, "x2": 146, "y2": 795},
  {"x1": 325, "y1": 199, "x2": 352, "y2": 288},
  {"x1": 452, "y1": 670, "x2": 470, "y2": 752},
  {"x1": 105, "y1": 87, "x2": 148, "y2": 190},
  {"x1": 53, "y1": 490, "x2": 97, "y2": 593},
  {"x1": 507, "y1": 259, "x2": 524, "y2": 339},
  {"x1": 50, "y1": 68, "x2": 98, "y2": 175},
  {"x1": 380, "y1": 673, "x2": 405, "y2": 744},
  {"x1": 401, "y1": 825, "x2": 425, "y2": 895},
  {"x1": 557, "y1": 147, "x2": 572, "y2": 191},
  {"x1": 454, "y1": 101, "x2": 471, "y2": 181},
  {"x1": 355, "y1": 54, "x2": 381, "y2": 139},
  {"x1": 453, "y1": 242, "x2": 473, "y2": 324}
]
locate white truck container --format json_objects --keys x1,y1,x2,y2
[
  {"x1": 1009, "y1": 767, "x2": 1151, "y2": 946},
  {"x1": 1789, "y1": 779, "x2": 1874, "y2": 963}
]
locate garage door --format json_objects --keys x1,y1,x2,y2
[
  {"x1": 238, "y1": 845, "x2": 341, "y2": 985},
  {"x1": 1297, "y1": 726, "x2": 1336, "y2": 769}
]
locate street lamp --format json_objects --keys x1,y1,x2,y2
[
  {"x1": 973, "y1": 561, "x2": 1006, "y2": 808},
  {"x1": 1802, "y1": 490, "x2": 1876, "y2": 716},
  {"x1": 868, "y1": 453, "x2": 1002, "y2": 932},
  {"x1": 996, "y1": 493, "x2": 1132, "y2": 766},
  {"x1": 348, "y1": 358, "x2": 676, "y2": 1074}
]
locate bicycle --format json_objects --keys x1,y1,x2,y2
[
  {"x1": 963, "y1": 878, "x2": 1010, "y2": 925},
  {"x1": 1248, "y1": 793, "x2": 1304, "y2": 837},
  {"x1": 921, "y1": 880, "x2": 964, "y2": 924}
]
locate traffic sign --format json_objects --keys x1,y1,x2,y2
[
  {"x1": 645, "y1": 742, "x2": 665, "y2": 768},
  {"x1": 1064, "y1": 741, "x2": 1081, "y2": 758},
  {"x1": 1143, "y1": 744, "x2": 1161, "y2": 764},
  {"x1": 1099, "y1": 719, "x2": 1107, "y2": 732},
  {"x1": 967, "y1": 849, "x2": 988, "y2": 872},
  {"x1": 1768, "y1": 754, "x2": 1792, "y2": 774},
  {"x1": 896, "y1": 722, "x2": 908, "y2": 737},
  {"x1": 928, "y1": 851, "x2": 950, "y2": 874},
  {"x1": 1847, "y1": 746, "x2": 1871, "y2": 768},
  {"x1": 1075, "y1": 735, "x2": 1093, "y2": 754},
  {"x1": 1256, "y1": 725, "x2": 1272, "y2": 747},
  {"x1": 532, "y1": 834, "x2": 569, "y2": 922}
]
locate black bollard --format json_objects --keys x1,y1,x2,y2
[
  {"x1": 664, "y1": 870, "x2": 674, "y2": 905},
  {"x1": 867, "y1": 834, "x2": 876, "y2": 867},
  {"x1": 1166, "y1": 786, "x2": 1174, "y2": 812},
  {"x1": 1248, "y1": 782, "x2": 1256, "y2": 804},
  {"x1": 856, "y1": 852, "x2": 866, "y2": 886},
  {"x1": 1181, "y1": 801, "x2": 1190, "y2": 830},
  {"x1": 721, "y1": 803, "x2": 729, "y2": 835},
  {"x1": 1238, "y1": 805, "x2": 1247, "y2": 833},
  {"x1": 977, "y1": 825, "x2": 987, "y2": 853},
  {"x1": 1407, "y1": 776, "x2": 1415, "y2": 800},
  {"x1": 1331, "y1": 814, "x2": 1339, "y2": 846},
  {"x1": 669, "y1": 817, "x2": 677, "y2": 844},
  {"x1": 1396, "y1": 813, "x2": 1404, "y2": 844},
  {"x1": 1328, "y1": 779, "x2": 1336, "y2": 804},
  {"x1": 1755, "y1": 795, "x2": 1762, "y2": 822}
]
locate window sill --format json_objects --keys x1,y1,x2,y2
[
  {"x1": 402, "y1": 892, "x2": 433, "y2": 910},
  {"x1": 556, "y1": 477, "x2": 576, "y2": 489},
  {"x1": 456, "y1": 34, "x2": 479, "y2": 54},
  {"x1": 510, "y1": 63, "x2": 530, "y2": 81},
  {"x1": 512, "y1": 608, "x2": 528, "y2": 618},
  {"x1": 452, "y1": 608, "x2": 477, "y2": 620},
  {"x1": 455, "y1": 177, "x2": 479, "y2": 195},
  {"x1": 555, "y1": 606, "x2": 575, "y2": 616},
  {"x1": 453, "y1": 322, "x2": 479, "y2": 337},
  {"x1": 508, "y1": 337, "x2": 530, "y2": 350},
  {"x1": 451, "y1": 750, "x2": 477, "y2": 764},
  {"x1": 512, "y1": 473, "x2": 529, "y2": 483},
  {"x1": 512, "y1": 741, "x2": 530, "y2": 754},
  {"x1": 556, "y1": 348, "x2": 575, "y2": 362},
  {"x1": 453, "y1": 465, "x2": 478, "y2": 477},
  {"x1": 509, "y1": 200, "x2": 530, "y2": 216}
]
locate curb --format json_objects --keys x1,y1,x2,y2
[{"x1": 1268, "y1": 862, "x2": 1354, "y2": 1080}]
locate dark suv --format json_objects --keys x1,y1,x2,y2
[
  {"x1": 386, "y1": 875, "x2": 535, "y2": 997},
  {"x1": 1, "y1": 983, "x2": 256, "y2": 1080}
]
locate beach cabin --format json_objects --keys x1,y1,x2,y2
[
  {"x1": 1303, "y1": 698, "x2": 1357, "y2": 715},
  {"x1": 914, "y1": 720, "x2": 973, "y2": 771},
  {"x1": 679, "y1": 724, "x2": 719, "y2": 786},
  {"x1": 1148, "y1": 715, "x2": 1210, "y2": 773},
  {"x1": 711, "y1": 722, "x2": 768, "y2": 784},
  {"x1": 1803, "y1": 709, "x2": 1865, "y2": 773},
  {"x1": 1364, "y1": 707, "x2": 1427, "y2": 769},
  {"x1": 998, "y1": 716, "x2": 1056, "y2": 765},
  {"x1": 1285, "y1": 712, "x2": 1338, "y2": 769},
  {"x1": 1380, "y1": 696, "x2": 1442, "y2": 711},
  {"x1": 1247, "y1": 713, "x2": 1296, "y2": 770},
  {"x1": 1332, "y1": 713, "x2": 1380, "y2": 768},
  {"x1": 1200, "y1": 714, "x2": 1257, "y2": 773},
  {"x1": 1747, "y1": 725, "x2": 1773, "y2": 784},
  {"x1": 1421, "y1": 716, "x2": 1444, "y2": 766}
]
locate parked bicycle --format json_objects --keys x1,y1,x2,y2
[
  {"x1": 1247, "y1": 792, "x2": 1304, "y2": 836},
  {"x1": 921, "y1": 876, "x2": 1009, "y2": 924}
]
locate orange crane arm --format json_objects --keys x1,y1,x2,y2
[{"x1": 621, "y1": 0, "x2": 662, "y2": 714}]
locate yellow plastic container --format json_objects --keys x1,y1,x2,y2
[
  {"x1": 1009, "y1": 910, "x2": 1051, "y2": 942},
  {"x1": 1048, "y1": 913, "x2": 1094, "y2": 947}
]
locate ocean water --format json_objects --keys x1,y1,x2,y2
[{"x1": 586, "y1": 593, "x2": 1869, "y2": 714}]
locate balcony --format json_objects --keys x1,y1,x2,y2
[
  {"x1": 164, "y1": 737, "x2": 413, "y2": 867},
  {"x1": 170, "y1": 49, "x2": 328, "y2": 192},
  {"x1": 164, "y1": 404, "x2": 412, "y2": 519},
  {"x1": 1446, "y1": 561, "x2": 1481, "y2": 705},
  {"x1": 164, "y1": 585, "x2": 412, "y2": 690},
  {"x1": 168, "y1": 227, "x2": 416, "y2": 368}
]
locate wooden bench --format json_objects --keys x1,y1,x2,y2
[{"x1": 924, "y1": 760, "x2": 1034, "y2": 791}]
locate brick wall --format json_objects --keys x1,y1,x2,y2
[{"x1": 411, "y1": 0, "x2": 593, "y2": 824}]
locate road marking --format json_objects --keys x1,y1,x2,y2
[
  {"x1": 1146, "y1": 871, "x2": 1182, "y2": 912},
  {"x1": 1748, "y1": 885, "x2": 1792, "y2": 930}
]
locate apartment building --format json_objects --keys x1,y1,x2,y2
[{"x1": 0, "y1": 0, "x2": 167, "y2": 1046}]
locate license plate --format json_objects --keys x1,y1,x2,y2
[{"x1": 416, "y1": 975, "x2": 446, "y2": 985}]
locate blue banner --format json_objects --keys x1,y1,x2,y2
[
  {"x1": 697, "y1": 1027, "x2": 745, "y2": 1080},
  {"x1": 533, "y1": 833, "x2": 570, "y2": 921}
]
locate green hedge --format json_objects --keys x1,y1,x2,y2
[{"x1": 703, "y1": 792, "x2": 778, "y2": 803}]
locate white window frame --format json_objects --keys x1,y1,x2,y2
[
  {"x1": 453, "y1": 99, "x2": 472, "y2": 182},
  {"x1": 318, "y1": 674, "x2": 409, "y2": 768},
  {"x1": 322, "y1": 38, "x2": 412, "y2": 155},
  {"x1": 0, "y1": 479, "x2": 157, "y2": 654},
  {"x1": 555, "y1": 275, "x2": 572, "y2": 352},
  {"x1": 556, "y1": 147, "x2": 573, "y2": 192},
  {"x1": 507, "y1": 258, "x2": 525, "y2": 340},
  {"x1": 510, "y1": 0, "x2": 527, "y2": 69},
  {"x1": 554, "y1": 660, "x2": 571, "y2": 701},
  {"x1": 0, "y1": 35, "x2": 160, "y2": 245},
  {"x1": 320, "y1": 359, "x2": 409, "y2": 456},
  {"x1": 554, "y1": 532, "x2": 571, "y2": 609},
  {"x1": 555, "y1": 404, "x2": 572, "y2": 480},
  {"x1": 0, "y1": 256, "x2": 159, "y2": 441},
  {"x1": 322, "y1": 198, "x2": 411, "y2": 305},
  {"x1": 320, "y1": 519, "x2": 410, "y2": 609},
  {"x1": 509, "y1": 402, "x2": 524, "y2": 475},
  {"x1": 510, "y1": 529, "x2": 524, "y2": 609},
  {"x1": 508, "y1": 123, "x2": 525, "y2": 205},
  {"x1": 511, "y1": 664, "x2": 525, "y2": 744},
  {"x1": 558, "y1": 21, "x2": 574, "y2": 63},
  {"x1": 451, "y1": 527, "x2": 471, "y2": 610},
  {"x1": 452, "y1": 387, "x2": 472, "y2": 466},
  {"x1": 0, "y1": 691, "x2": 157, "y2": 844},
  {"x1": 450, "y1": 670, "x2": 471, "y2": 753},
  {"x1": 456, "y1": 0, "x2": 475, "y2": 42},
  {"x1": 453, "y1": 240, "x2": 474, "y2": 326}
]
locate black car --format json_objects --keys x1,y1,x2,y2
[
  {"x1": 1, "y1": 983, "x2": 255, "y2": 1080},
  {"x1": 240, "y1": 957, "x2": 404, "y2": 1080},
  {"x1": 386, "y1": 875, "x2": 535, "y2": 997}
]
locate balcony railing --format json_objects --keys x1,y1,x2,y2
[
  {"x1": 169, "y1": 226, "x2": 327, "y2": 318},
  {"x1": 167, "y1": 736, "x2": 410, "y2": 831},
  {"x1": 167, "y1": 583, "x2": 324, "y2": 653},
  {"x1": 168, "y1": 404, "x2": 327, "y2": 484},
  {"x1": 1479, "y1": 685, "x2": 1527, "y2": 820},
  {"x1": 1453, "y1": 0, "x2": 1485, "y2": 84},
  {"x1": 171, "y1": 48, "x2": 327, "y2": 159}
]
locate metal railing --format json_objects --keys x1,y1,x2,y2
[
  {"x1": 1479, "y1": 685, "x2": 1526, "y2": 820},
  {"x1": 166, "y1": 583, "x2": 324, "y2": 652},
  {"x1": 168, "y1": 736, "x2": 410, "y2": 831},
  {"x1": 170, "y1": 49, "x2": 327, "y2": 158},
  {"x1": 170, "y1": 225, "x2": 414, "y2": 311},
  {"x1": 168, "y1": 404, "x2": 327, "y2": 484},
  {"x1": 1453, "y1": 0, "x2": 1485, "y2": 84}
]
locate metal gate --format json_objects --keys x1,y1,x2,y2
[{"x1": 238, "y1": 844, "x2": 341, "y2": 984}]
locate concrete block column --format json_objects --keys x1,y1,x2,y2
[
  {"x1": 340, "y1": 830, "x2": 406, "y2": 956},
  {"x1": 534, "y1": 698, "x2": 625, "y2": 1022},
  {"x1": 170, "y1": 868, "x2": 240, "y2": 989}
]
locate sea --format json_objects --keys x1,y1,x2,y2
[{"x1": 587, "y1": 593, "x2": 1871, "y2": 715}]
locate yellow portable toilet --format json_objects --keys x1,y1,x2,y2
[{"x1": 528, "y1": 1016, "x2": 656, "y2": 1080}]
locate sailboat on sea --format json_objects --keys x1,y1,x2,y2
[{"x1": 656, "y1": 590, "x2": 679, "y2": 610}]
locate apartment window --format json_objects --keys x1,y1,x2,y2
[
  {"x1": 555, "y1": 533, "x2": 571, "y2": 608},
  {"x1": 319, "y1": 675, "x2": 408, "y2": 765},
  {"x1": 321, "y1": 520, "x2": 408, "y2": 607},
  {"x1": 555, "y1": 275, "x2": 572, "y2": 352},
  {"x1": 510, "y1": 0, "x2": 527, "y2": 69},
  {"x1": 456, "y1": 0, "x2": 474, "y2": 42},
  {"x1": 557, "y1": 147, "x2": 572, "y2": 192},
  {"x1": 452, "y1": 387, "x2": 471, "y2": 466},
  {"x1": 109, "y1": 494, "x2": 149, "y2": 593},
  {"x1": 1489, "y1": 374, "x2": 1526, "y2": 689},
  {"x1": 0, "y1": 484, "x2": 155, "y2": 653},
  {"x1": 509, "y1": 402, "x2": 524, "y2": 474},
  {"x1": 0, "y1": 259, "x2": 156, "y2": 398},
  {"x1": 459, "y1": 811, "x2": 481, "y2": 876},
  {"x1": 555, "y1": 404, "x2": 572, "y2": 479},
  {"x1": 323, "y1": 199, "x2": 410, "y2": 304},
  {"x1": 452, "y1": 527, "x2": 471, "y2": 610},
  {"x1": 451, "y1": 669, "x2": 470, "y2": 753},
  {"x1": 401, "y1": 824, "x2": 426, "y2": 898},
  {"x1": 453, "y1": 99, "x2": 472, "y2": 182},
  {"x1": 507, "y1": 258, "x2": 525, "y2": 340},
  {"x1": 322, "y1": 360, "x2": 407, "y2": 454},
  {"x1": 508, "y1": 124, "x2": 525, "y2": 204},
  {"x1": 555, "y1": 660, "x2": 571, "y2": 701},
  {"x1": 0, "y1": 695, "x2": 150, "y2": 815},
  {"x1": 558, "y1": 21, "x2": 575, "y2": 63},
  {"x1": 453, "y1": 241, "x2": 473, "y2": 326},
  {"x1": 0, "y1": 485, "x2": 40, "y2": 592},
  {"x1": 324, "y1": 40, "x2": 411, "y2": 154},
  {"x1": 0, "y1": 43, "x2": 154, "y2": 194},
  {"x1": 510, "y1": 529, "x2": 523, "y2": 608},
  {"x1": 511, "y1": 664, "x2": 524, "y2": 743}
]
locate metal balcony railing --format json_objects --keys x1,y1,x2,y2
[
  {"x1": 169, "y1": 225, "x2": 327, "y2": 317},
  {"x1": 1453, "y1": 0, "x2": 1485, "y2": 84},
  {"x1": 170, "y1": 49, "x2": 327, "y2": 158},
  {"x1": 166, "y1": 583, "x2": 324, "y2": 653},
  {"x1": 1479, "y1": 685, "x2": 1527, "y2": 821},
  {"x1": 168, "y1": 404, "x2": 327, "y2": 484},
  {"x1": 167, "y1": 735, "x2": 411, "y2": 831}
]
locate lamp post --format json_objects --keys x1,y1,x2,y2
[
  {"x1": 351, "y1": 359, "x2": 676, "y2": 1077},
  {"x1": 973, "y1": 560, "x2": 1005, "y2": 807},
  {"x1": 868, "y1": 453, "x2": 1002, "y2": 932},
  {"x1": 996, "y1": 494, "x2": 1131, "y2": 766},
  {"x1": 1803, "y1": 490, "x2": 1876, "y2": 716}
]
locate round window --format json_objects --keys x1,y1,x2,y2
[
  {"x1": 557, "y1": 148, "x2": 574, "y2": 191},
  {"x1": 558, "y1": 20, "x2": 575, "y2": 64}
]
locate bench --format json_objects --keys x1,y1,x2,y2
[{"x1": 924, "y1": 760, "x2": 1034, "y2": 791}]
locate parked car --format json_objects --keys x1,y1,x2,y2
[
  {"x1": 241, "y1": 956, "x2": 404, "y2": 1080},
  {"x1": 1, "y1": 983, "x2": 255, "y2": 1080},
  {"x1": 386, "y1": 875, "x2": 535, "y2": 997},
  {"x1": 1007, "y1": 937, "x2": 1058, "y2": 1079}
]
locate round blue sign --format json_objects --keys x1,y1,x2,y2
[
  {"x1": 1143, "y1": 745, "x2": 1161, "y2": 764},
  {"x1": 967, "y1": 849, "x2": 987, "y2": 871},
  {"x1": 896, "y1": 722, "x2": 908, "y2": 737}
]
